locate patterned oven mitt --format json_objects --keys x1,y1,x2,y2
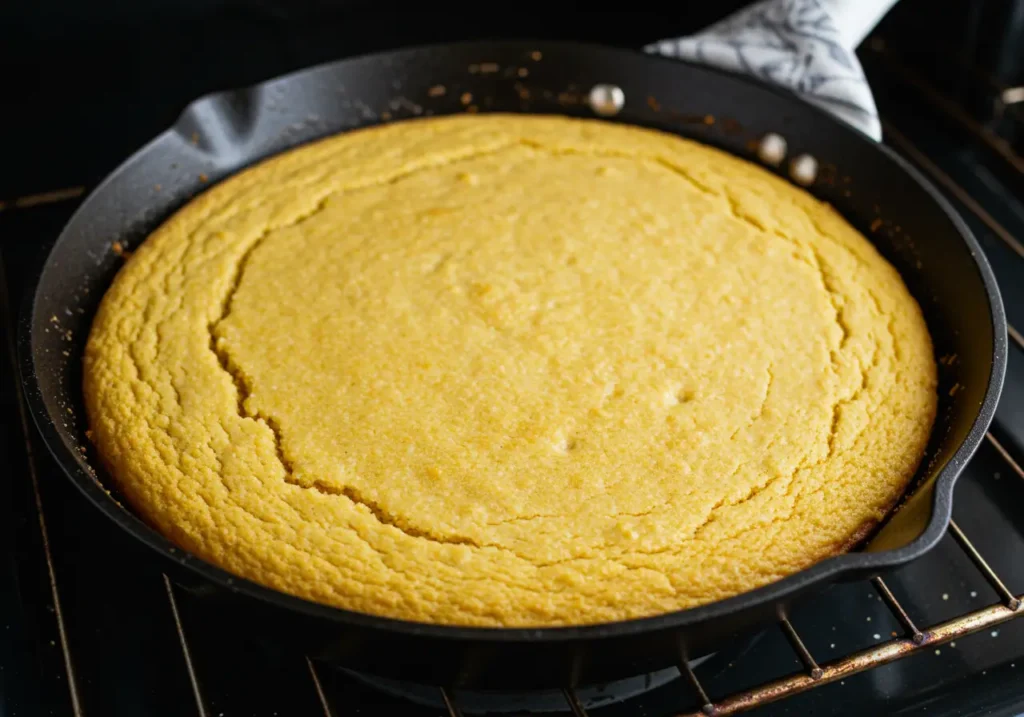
[{"x1": 645, "y1": 0, "x2": 900, "y2": 141}]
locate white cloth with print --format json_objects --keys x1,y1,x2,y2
[{"x1": 645, "y1": 0, "x2": 898, "y2": 141}]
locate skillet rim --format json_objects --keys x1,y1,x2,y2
[{"x1": 16, "y1": 38, "x2": 1008, "y2": 643}]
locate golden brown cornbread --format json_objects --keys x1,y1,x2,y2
[{"x1": 83, "y1": 114, "x2": 937, "y2": 627}]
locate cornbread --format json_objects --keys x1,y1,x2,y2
[{"x1": 83, "y1": 114, "x2": 937, "y2": 627}]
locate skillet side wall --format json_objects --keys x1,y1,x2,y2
[{"x1": 19, "y1": 42, "x2": 1002, "y2": 688}]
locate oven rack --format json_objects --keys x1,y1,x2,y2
[{"x1": 10, "y1": 47, "x2": 1024, "y2": 715}]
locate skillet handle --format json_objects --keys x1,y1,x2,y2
[{"x1": 644, "y1": 0, "x2": 900, "y2": 142}]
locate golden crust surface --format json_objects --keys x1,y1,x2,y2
[{"x1": 83, "y1": 114, "x2": 937, "y2": 627}]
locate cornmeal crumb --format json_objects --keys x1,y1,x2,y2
[{"x1": 83, "y1": 114, "x2": 937, "y2": 627}]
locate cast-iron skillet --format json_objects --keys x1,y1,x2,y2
[{"x1": 18, "y1": 40, "x2": 1007, "y2": 689}]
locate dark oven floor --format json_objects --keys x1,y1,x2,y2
[{"x1": 3, "y1": 24, "x2": 1024, "y2": 717}]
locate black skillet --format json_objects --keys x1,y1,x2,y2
[{"x1": 18, "y1": 40, "x2": 1007, "y2": 689}]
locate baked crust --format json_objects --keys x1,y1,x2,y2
[{"x1": 83, "y1": 114, "x2": 937, "y2": 627}]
